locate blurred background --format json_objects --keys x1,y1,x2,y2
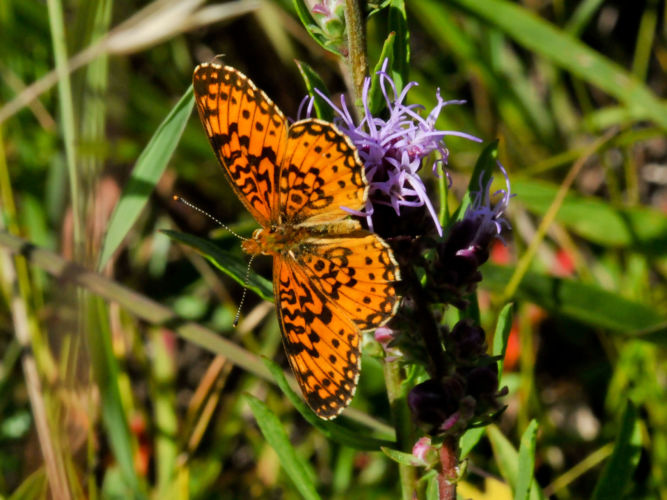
[{"x1": 0, "y1": 0, "x2": 666, "y2": 498}]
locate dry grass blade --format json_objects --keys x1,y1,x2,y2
[{"x1": 0, "y1": 241, "x2": 71, "y2": 499}]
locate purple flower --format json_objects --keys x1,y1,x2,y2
[
  {"x1": 313, "y1": 59, "x2": 482, "y2": 236},
  {"x1": 462, "y1": 163, "x2": 513, "y2": 245}
]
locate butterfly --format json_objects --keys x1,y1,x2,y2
[{"x1": 192, "y1": 62, "x2": 401, "y2": 419}]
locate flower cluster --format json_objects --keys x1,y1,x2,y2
[
  {"x1": 427, "y1": 168, "x2": 512, "y2": 308},
  {"x1": 408, "y1": 320, "x2": 507, "y2": 436},
  {"x1": 314, "y1": 59, "x2": 482, "y2": 236},
  {"x1": 303, "y1": 53, "x2": 512, "y2": 452}
]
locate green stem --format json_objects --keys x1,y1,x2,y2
[
  {"x1": 47, "y1": 0, "x2": 82, "y2": 258},
  {"x1": 383, "y1": 358, "x2": 417, "y2": 500},
  {"x1": 344, "y1": 0, "x2": 368, "y2": 116}
]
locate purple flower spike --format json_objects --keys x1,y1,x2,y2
[
  {"x1": 314, "y1": 59, "x2": 482, "y2": 236},
  {"x1": 463, "y1": 161, "x2": 513, "y2": 245}
]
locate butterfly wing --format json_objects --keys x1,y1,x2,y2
[
  {"x1": 193, "y1": 63, "x2": 287, "y2": 225},
  {"x1": 274, "y1": 255, "x2": 362, "y2": 419},
  {"x1": 273, "y1": 119, "x2": 400, "y2": 418},
  {"x1": 279, "y1": 119, "x2": 368, "y2": 225},
  {"x1": 297, "y1": 233, "x2": 400, "y2": 331}
]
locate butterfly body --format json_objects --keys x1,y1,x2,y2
[{"x1": 194, "y1": 62, "x2": 401, "y2": 418}]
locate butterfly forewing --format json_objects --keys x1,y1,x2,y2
[
  {"x1": 193, "y1": 63, "x2": 286, "y2": 225},
  {"x1": 280, "y1": 120, "x2": 368, "y2": 225}
]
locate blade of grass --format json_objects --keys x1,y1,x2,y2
[
  {"x1": 150, "y1": 328, "x2": 178, "y2": 492},
  {"x1": 515, "y1": 420, "x2": 539, "y2": 500},
  {"x1": 494, "y1": 303, "x2": 515, "y2": 376},
  {"x1": 487, "y1": 425, "x2": 546, "y2": 500},
  {"x1": 161, "y1": 230, "x2": 273, "y2": 301},
  {"x1": 387, "y1": 0, "x2": 409, "y2": 89},
  {"x1": 543, "y1": 443, "x2": 613, "y2": 497},
  {"x1": 47, "y1": 0, "x2": 81, "y2": 252},
  {"x1": 88, "y1": 296, "x2": 146, "y2": 497},
  {"x1": 453, "y1": 141, "x2": 499, "y2": 222},
  {"x1": 245, "y1": 395, "x2": 322, "y2": 500},
  {"x1": 264, "y1": 358, "x2": 395, "y2": 449},
  {"x1": 512, "y1": 178, "x2": 667, "y2": 254},
  {"x1": 631, "y1": 1, "x2": 658, "y2": 81},
  {"x1": 98, "y1": 85, "x2": 194, "y2": 269},
  {"x1": 501, "y1": 129, "x2": 617, "y2": 303},
  {"x1": 565, "y1": 0, "x2": 605, "y2": 36},
  {"x1": 484, "y1": 265, "x2": 666, "y2": 334},
  {"x1": 7, "y1": 467, "x2": 47, "y2": 500},
  {"x1": 460, "y1": 303, "x2": 514, "y2": 459},
  {"x1": 591, "y1": 402, "x2": 641, "y2": 500},
  {"x1": 367, "y1": 32, "x2": 395, "y2": 116},
  {"x1": 445, "y1": 0, "x2": 667, "y2": 130},
  {"x1": 295, "y1": 60, "x2": 334, "y2": 122}
]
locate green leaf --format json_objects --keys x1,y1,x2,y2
[
  {"x1": 515, "y1": 420, "x2": 539, "y2": 500},
  {"x1": 245, "y1": 395, "x2": 322, "y2": 500},
  {"x1": 445, "y1": 0, "x2": 667, "y2": 131},
  {"x1": 295, "y1": 60, "x2": 334, "y2": 122},
  {"x1": 263, "y1": 358, "x2": 396, "y2": 450},
  {"x1": 380, "y1": 447, "x2": 426, "y2": 467},
  {"x1": 513, "y1": 178, "x2": 667, "y2": 255},
  {"x1": 483, "y1": 265, "x2": 666, "y2": 335},
  {"x1": 161, "y1": 229, "x2": 273, "y2": 301},
  {"x1": 488, "y1": 425, "x2": 546, "y2": 500},
  {"x1": 8, "y1": 467, "x2": 47, "y2": 500},
  {"x1": 89, "y1": 296, "x2": 147, "y2": 498},
  {"x1": 368, "y1": 32, "x2": 396, "y2": 116},
  {"x1": 460, "y1": 427, "x2": 485, "y2": 460},
  {"x1": 98, "y1": 85, "x2": 195, "y2": 269},
  {"x1": 454, "y1": 141, "x2": 499, "y2": 222},
  {"x1": 388, "y1": 0, "x2": 409, "y2": 88},
  {"x1": 591, "y1": 402, "x2": 641, "y2": 500},
  {"x1": 494, "y1": 303, "x2": 515, "y2": 376}
]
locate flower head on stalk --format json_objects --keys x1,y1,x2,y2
[
  {"x1": 426, "y1": 164, "x2": 512, "y2": 308},
  {"x1": 307, "y1": 0, "x2": 347, "y2": 55},
  {"x1": 312, "y1": 59, "x2": 482, "y2": 236}
]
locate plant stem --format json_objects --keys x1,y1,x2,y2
[
  {"x1": 438, "y1": 437, "x2": 458, "y2": 500},
  {"x1": 383, "y1": 357, "x2": 417, "y2": 500},
  {"x1": 402, "y1": 264, "x2": 448, "y2": 379},
  {"x1": 343, "y1": 0, "x2": 368, "y2": 115}
]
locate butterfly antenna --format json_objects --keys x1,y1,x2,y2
[
  {"x1": 173, "y1": 195, "x2": 247, "y2": 241},
  {"x1": 233, "y1": 254, "x2": 256, "y2": 327}
]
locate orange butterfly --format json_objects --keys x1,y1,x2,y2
[{"x1": 193, "y1": 63, "x2": 401, "y2": 419}]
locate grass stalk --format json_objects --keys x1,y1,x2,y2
[
  {"x1": 501, "y1": 128, "x2": 618, "y2": 302},
  {"x1": 46, "y1": 0, "x2": 82, "y2": 256}
]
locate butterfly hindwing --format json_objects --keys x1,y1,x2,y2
[
  {"x1": 298, "y1": 232, "x2": 401, "y2": 331},
  {"x1": 274, "y1": 256, "x2": 361, "y2": 419}
]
